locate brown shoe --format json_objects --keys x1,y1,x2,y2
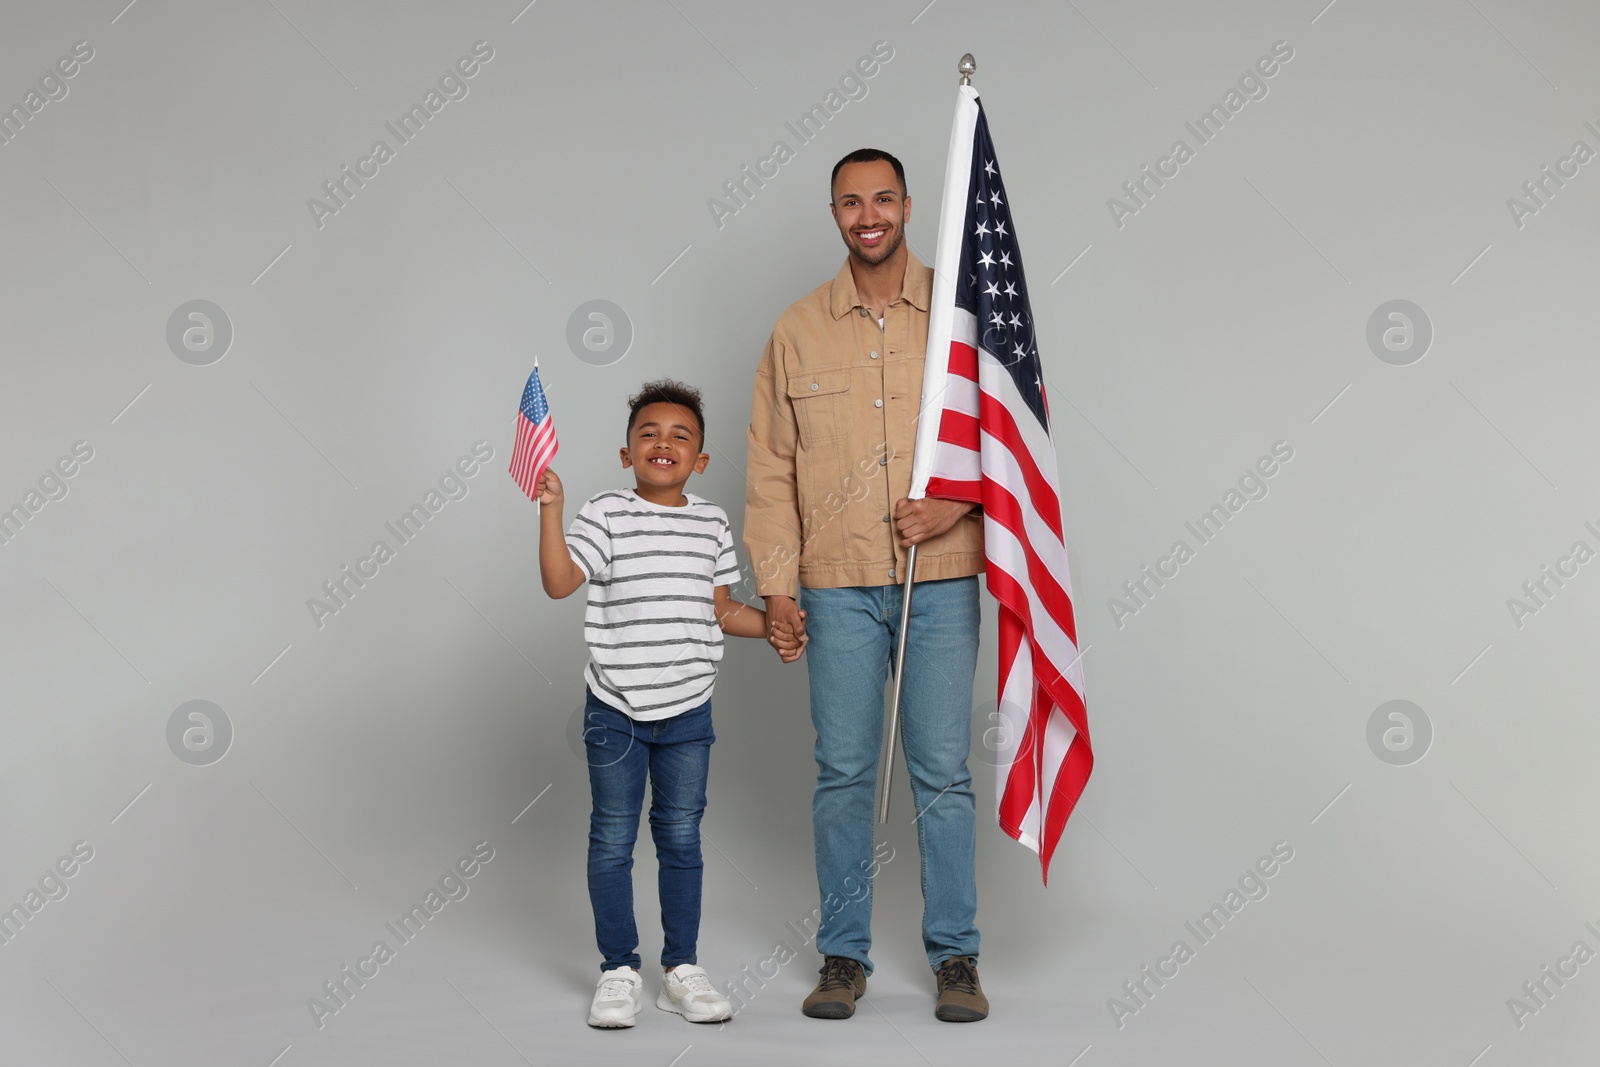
[
  {"x1": 802, "y1": 956, "x2": 866, "y2": 1019},
  {"x1": 934, "y1": 956, "x2": 988, "y2": 1022}
]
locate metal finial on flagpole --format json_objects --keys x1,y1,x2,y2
[{"x1": 958, "y1": 54, "x2": 975, "y2": 85}]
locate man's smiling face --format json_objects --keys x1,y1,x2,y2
[{"x1": 830, "y1": 159, "x2": 911, "y2": 268}]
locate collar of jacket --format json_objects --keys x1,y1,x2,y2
[{"x1": 827, "y1": 253, "x2": 933, "y2": 320}]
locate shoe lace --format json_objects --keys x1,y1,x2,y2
[
  {"x1": 599, "y1": 974, "x2": 636, "y2": 999},
  {"x1": 817, "y1": 957, "x2": 859, "y2": 992},
  {"x1": 674, "y1": 970, "x2": 714, "y2": 993},
  {"x1": 939, "y1": 957, "x2": 978, "y2": 995}
]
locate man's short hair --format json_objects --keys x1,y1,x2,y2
[
  {"x1": 830, "y1": 148, "x2": 907, "y2": 200},
  {"x1": 626, "y1": 379, "x2": 706, "y2": 444}
]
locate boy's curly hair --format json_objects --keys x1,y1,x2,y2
[{"x1": 626, "y1": 379, "x2": 706, "y2": 444}]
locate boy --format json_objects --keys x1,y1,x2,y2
[{"x1": 538, "y1": 379, "x2": 803, "y2": 1028}]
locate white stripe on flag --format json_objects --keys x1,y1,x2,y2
[
  {"x1": 995, "y1": 634, "x2": 1038, "y2": 850},
  {"x1": 909, "y1": 85, "x2": 981, "y2": 501},
  {"x1": 982, "y1": 513, "x2": 1083, "y2": 698}
]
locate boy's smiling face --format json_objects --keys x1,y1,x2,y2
[{"x1": 621, "y1": 401, "x2": 709, "y2": 503}]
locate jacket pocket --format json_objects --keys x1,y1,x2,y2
[{"x1": 786, "y1": 368, "x2": 851, "y2": 450}]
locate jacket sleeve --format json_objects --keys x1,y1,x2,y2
[{"x1": 744, "y1": 330, "x2": 802, "y2": 599}]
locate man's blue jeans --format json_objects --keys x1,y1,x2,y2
[
  {"x1": 800, "y1": 576, "x2": 980, "y2": 974},
  {"x1": 583, "y1": 688, "x2": 714, "y2": 972}
]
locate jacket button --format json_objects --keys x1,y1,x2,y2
[
  {"x1": 874, "y1": 399, "x2": 883, "y2": 408},
  {"x1": 889, "y1": 569, "x2": 896, "y2": 579},
  {"x1": 810, "y1": 382, "x2": 819, "y2": 391},
  {"x1": 882, "y1": 514, "x2": 890, "y2": 522},
  {"x1": 870, "y1": 351, "x2": 879, "y2": 359},
  {"x1": 880, "y1": 455, "x2": 888, "y2": 466}
]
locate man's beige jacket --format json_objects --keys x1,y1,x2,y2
[{"x1": 745, "y1": 254, "x2": 984, "y2": 598}]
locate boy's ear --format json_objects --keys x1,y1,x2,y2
[
  {"x1": 693, "y1": 452, "x2": 710, "y2": 474},
  {"x1": 619, "y1": 447, "x2": 632, "y2": 468}
]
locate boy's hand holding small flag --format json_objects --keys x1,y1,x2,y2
[{"x1": 536, "y1": 468, "x2": 563, "y2": 508}]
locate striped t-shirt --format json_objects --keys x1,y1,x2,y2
[{"x1": 566, "y1": 488, "x2": 740, "y2": 721}]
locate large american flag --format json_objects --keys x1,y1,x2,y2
[
  {"x1": 910, "y1": 86, "x2": 1091, "y2": 883},
  {"x1": 509, "y1": 363, "x2": 559, "y2": 501}
]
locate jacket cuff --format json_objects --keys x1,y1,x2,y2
[{"x1": 755, "y1": 580, "x2": 800, "y2": 601}]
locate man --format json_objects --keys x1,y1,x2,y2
[{"x1": 745, "y1": 148, "x2": 988, "y2": 1023}]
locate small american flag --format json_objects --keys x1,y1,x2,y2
[
  {"x1": 911, "y1": 84, "x2": 1090, "y2": 884},
  {"x1": 509, "y1": 363, "x2": 559, "y2": 501}
]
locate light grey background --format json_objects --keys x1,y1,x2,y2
[{"x1": 2, "y1": 1, "x2": 1597, "y2": 1064}]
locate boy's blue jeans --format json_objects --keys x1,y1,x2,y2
[
  {"x1": 583, "y1": 688, "x2": 713, "y2": 972},
  {"x1": 799, "y1": 576, "x2": 981, "y2": 975}
]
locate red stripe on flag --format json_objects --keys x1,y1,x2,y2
[
  {"x1": 947, "y1": 340, "x2": 978, "y2": 381},
  {"x1": 925, "y1": 476, "x2": 982, "y2": 503},
  {"x1": 938, "y1": 409, "x2": 981, "y2": 451},
  {"x1": 976, "y1": 390, "x2": 1062, "y2": 540},
  {"x1": 511, "y1": 418, "x2": 532, "y2": 483},
  {"x1": 986, "y1": 560, "x2": 1089, "y2": 755},
  {"x1": 511, "y1": 412, "x2": 558, "y2": 500},
  {"x1": 997, "y1": 714, "x2": 1041, "y2": 840},
  {"x1": 995, "y1": 612, "x2": 1037, "y2": 831},
  {"x1": 985, "y1": 550, "x2": 1088, "y2": 742},
  {"x1": 978, "y1": 481, "x2": 1078, "y2": 646},
  {"x1": 1039, "y1": 732, "x2": 1093, "y2": 877},
  {"x1": 989, "y1": 568, "x2": 1093, "y2": 883},
  {"x1": 988, "y1": 564, "x2": 1084, "y2": 736}
]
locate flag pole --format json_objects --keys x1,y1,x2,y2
[
  {"x1": 877, "y1": 53, "x2": 977, "y2": 824},
  {"x1": 877, "y1": 541, "x2": 918, "y2": 823},
  {"x1": 532, "y1": 353, "x2": 541, "y2": 514}
]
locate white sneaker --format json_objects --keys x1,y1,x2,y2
[
  {"x1": 657, "y1": 964, "x2": 733, "y2": 1023},
  {"x1": 588, "y1": 966, "x2": 643, "y2": 1028}
]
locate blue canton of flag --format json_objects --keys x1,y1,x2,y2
[{"x1": 954, "y1": 110, "x2": 1048, "y2": 430}]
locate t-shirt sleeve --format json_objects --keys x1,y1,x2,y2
[
  {"x1": 565, "y1": 497, "x2": 612, "y2": 581},
  {"x1": 713, "y1": 515, "x2": 740, "y2": 589}
]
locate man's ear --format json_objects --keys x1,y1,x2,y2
[
  {"x1": 903, "y1": 193, "x2": 912, "y2": 224},
  {"x1": 620, "y1": 447, "x2": 632, "y2": 468},
  {"x1": 693, "y1": 452, "x2": 710, "y2": 474}
]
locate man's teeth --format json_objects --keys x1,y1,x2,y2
[{"x1": 859, "y1": 229, "x2": 885, "y2": 239}]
